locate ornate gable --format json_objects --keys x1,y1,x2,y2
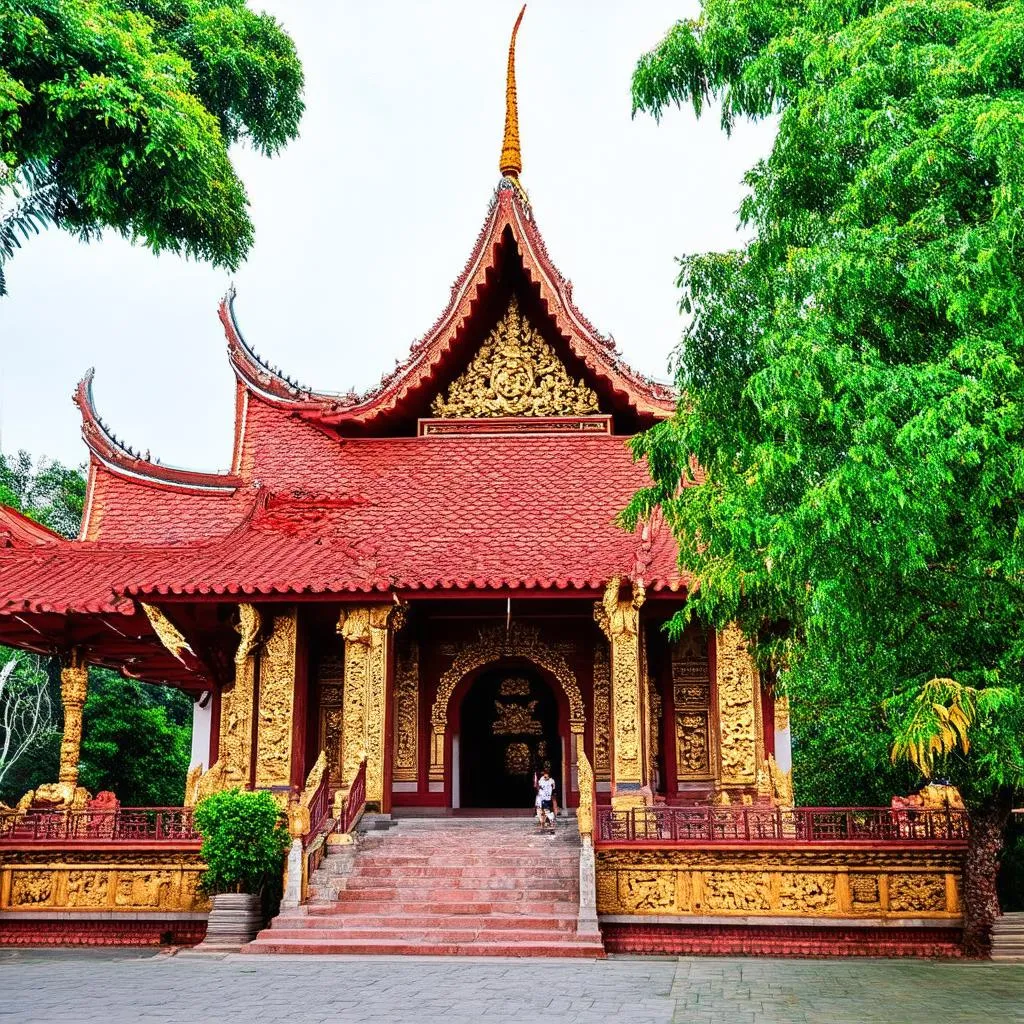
[{"x1": 430, "y1": 297, "x2": 599, "y2": 419}]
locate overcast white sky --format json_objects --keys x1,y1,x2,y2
[{"x1": 0, "y1": 1, "x2": 776, "y2": 471}]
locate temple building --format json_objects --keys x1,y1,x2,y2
[{"x1": 0, "y1": 10, "x2": 966, "y2": 957}]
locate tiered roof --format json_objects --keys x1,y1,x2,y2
[{"x1": 0, "y1": 11, "x2": 683, "y2": 686}]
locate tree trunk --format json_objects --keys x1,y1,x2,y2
[{"x1": 962, "y1": 789, "x2": 1013, "y2": 957}]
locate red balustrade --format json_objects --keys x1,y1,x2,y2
[
  {"x1": 596, "y1": 805, "x2": 969, "y2": 845},
  {"x1": 338, "y1": 759, "x2": 367, "y2": 836},
  {"x1": 304, "y1": 772, "x2": 331, "y2": 848},
  {"x1": 0, "y1": 807, "x2": 199, "y2": 844}
]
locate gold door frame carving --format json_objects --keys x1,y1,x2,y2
[{"x1": 429, "y1": 625, "x2": 585, "y2": 784}]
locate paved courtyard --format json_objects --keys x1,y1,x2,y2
[{"x1": 0, "y1": 949, "x2": 1021, "y2": 1023}]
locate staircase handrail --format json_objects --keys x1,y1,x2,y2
[{"x1": 337, "y1": 756, "x2": 368, "y2": 837}]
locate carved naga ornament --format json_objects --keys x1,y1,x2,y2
[{"x1": 431, "y1": 297, "x2": 599, "y2": 418}]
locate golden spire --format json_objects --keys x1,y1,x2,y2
[{"x1": 499, "y1": 5, "x2": 526, "y2": 178}]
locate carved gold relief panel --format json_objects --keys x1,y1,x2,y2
[
  {"x1": 1, "y1": 855, "x2": 209, "y2": 914},
  {"x1": 393, "y1": 640, "x2": 419, "y2": 783},
  {"x1": 594, "y1": 850, "x2": 959, "y2": 920},
  {"x1": 672, "y1": 627, "x2": 714, "y2": 781},
  {"x1": 255, "y1": 609, "x2": 298, "y2": 789},
  {"x1": 593, "y1": 643, "x2": 611, "y2": 782},
  {"x1": 431, "y1": 296, "x2": 599, "y2": 418},
  {"x1": 716, "y1": 623, "x2": 760, "y2": 785}
]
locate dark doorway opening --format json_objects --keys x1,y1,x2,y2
[{"x1": 459, "y1": 664, "x2": 562, "y2": 809}]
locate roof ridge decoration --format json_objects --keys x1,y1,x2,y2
[
  {"x1": 74, "y1": 370, "x2": 241, "y2": 493},
  {"x1": 499, "y1": 5, "x2": 526, "y2": 179},
  {"x1": 431, "y1": 295, "x2": 598, "y2": 418}
]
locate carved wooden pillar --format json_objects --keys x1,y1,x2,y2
[
  {"x1": 594, "y1": 577, "x2": 647, "y2": 808},
  {"x1": 58, "y1": 651, "x2": 87, "y2": 789},
  {"x1": 592, "y1": 643, "x2": 611, "y2": 787},
  {"x1": 672, "y1": 626, "x2": 715, "y2": 787},
  {"x1": 715, "y1": 622, "x2": 763, "y2": 794},
  {"x1": 254, "y1": 608, "x2": 299, "y2": 789},
  {"x1": 392, "y1": 638, "x2": 419, "y2": 785},
  {"x1": 337, "y1": 604, "x2": 405, "y2": 809},
  {"x1": 217, "y1": 604, "x2": 262, "y2": 789}
]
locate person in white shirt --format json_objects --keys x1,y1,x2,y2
[{"x1": 535, "y1": 768, "x2": 557, "y2": 830}]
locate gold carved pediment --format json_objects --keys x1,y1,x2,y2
[{"x1": 431, "y1": 297, "x2": 600, "y2": 418}]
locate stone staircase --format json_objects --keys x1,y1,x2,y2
[
  {"x1": 991, "y1": 912, "x2": 1024, "y2": 961},
  {"x1": 247, "y1": 817, "x2": 605, "y2": 957}
]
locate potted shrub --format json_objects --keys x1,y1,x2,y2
[{"x1": 194, "y1": 789, "x2": 290, "y2": 947}]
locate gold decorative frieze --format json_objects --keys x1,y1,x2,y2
[
  {"x1": 500, "y1": 676, "x2": 531, "y2": 696},
  {"x1": 255, "y1": 609, "x2": 298, "y2": 788},
  {"x1": 393, "y1": 640, "x2": 419, "y2": 783},
  {"x1": 504, "y1": 742, "x2": 531, "y2": 775},
  {"x1": 430, "y1": 297, "x2": 599, "y2": 418},
  {"x1": 594, "y1": 578, "x2": 646, "y2": 800},
  {"x1": 716, "y1": 623, "x2": 760, "y2": 786},
  {"x1": 595, "y1": 848, "x2": 963, "y2": 920},
  {"x1": 429, "y1": 624, "x2": 585, "y2": 784},
  {"x1": 1, "y1": 851, "x2": 209, "y2": 914}
]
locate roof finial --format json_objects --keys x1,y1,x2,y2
[{"x1": 499, "y1": 5, "x2": 526, "y2": 179}]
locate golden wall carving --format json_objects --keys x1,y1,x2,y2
[
  {"x1": 492, "y1": 700, "x2": 543, "y2": 735},
  {"x1": 594, "y1": 578, "x2": 646, "y2": 797},
  {"x1": 255, "y1": 609, "x2": 298, "y2": 789},
  {"x1": 58, "y1": 652, "x2": 87, "y2": 789},
  {"x1": 0, "y1": 851, "x2": 209, "y2": 914},
  {"x1": 431, "y1": 296, "x2": 599, "y2": 418},
  {"x1": 576, "y1": 739, "x2": 594, "y2": 838},
  {"x1": 429, "y1": 624, "x2": 585, "y2": 783},
  {"x1": 338, "y1": 605, "x2": 404, "y2": 805},
  {"x1": 716, "y1": 623, "x2": 760, "y2": 786},
  {"x1": 592, "y1": 643, "x2": 611, "y2": 782},
  {"x1": 393, "y1": 640, "x2": 419, "y2": 783},
  {"x1": 595, "y1": 848, "x2": 962, "y2": 920},
  {"x1": 672, "y1": 628, "x2": 714, "y2": 781}
]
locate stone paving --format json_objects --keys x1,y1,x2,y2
[{"x1": 0, "y1": 948, "x2": 1021, "y2": 1023}]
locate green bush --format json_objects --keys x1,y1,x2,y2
[{"x1": 193, "y1": 790, "x2": 290, "y2": 896}]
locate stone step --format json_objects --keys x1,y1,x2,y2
[
  {"x1": 343, "y1": 875, "x2": 578, "y2": 891},
  {"x1": 317, "y1": 899, "x2": 576, "y2": 916},
  {"x1": 262, "y1": 926, "x2": 579, "y2": 943},
  {"x1": 272, "y1": 913, "x2": 578, "y2": 932},
  {"x1": 334, "y1": 886, "x2": 574, "y2": 903},
  {"x1": 245, "y1": 937, "x2": 604, "y2": 958},
  {"x1": 350, "y1": 864, "x2": 578, "y2": 879}
]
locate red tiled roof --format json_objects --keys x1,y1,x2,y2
[{"x1": 0, "y1": 434, "x2": 685, "y2": 613}]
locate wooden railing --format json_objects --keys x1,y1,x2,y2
[
  {"x1": 338, "y1": 757, "x2": 367, "y2": 836},
  {"x1": 0, "y1": 807, "x2": 199, "y2": 844},
  {"x1": 596, "y1": 805, "x2": 970, "y2": 845},
  {"x1": 304, "y1": 770, "x2": 331, "y2": 849}
]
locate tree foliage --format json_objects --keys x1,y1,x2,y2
[
  {"x1": 194, "y1": 789, "x2": 290, "y2": 895},
  {"x1": 0, "y1": 651, "x2": 57, "y2": 795},
  {"x1": 0, "y1": 449, "x2": 85, "y2": 537},
  {"x1": 627, "y1": 0, "x2": 1024, "y2": 815},
  {"x1": 0, "y1": 0, "x2": 304, "y2": 293}
]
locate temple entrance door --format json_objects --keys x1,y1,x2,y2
[{"x1": 458, "y1": 664, "x2": 562, "y2": 810}]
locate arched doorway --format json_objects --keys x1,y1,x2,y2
[{"x1": 458, "y1": 664, "x2": 563, "y2": 809}]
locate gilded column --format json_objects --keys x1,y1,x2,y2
[
  {"x1": 58, "y1": 651, "x2": 88, "y2": 790},
  {"x1": 217, "y1": 604, "x2": 262, "y2": 789},
  {"x1": 594, "y1": 577, "x2": 647, "y2": 808},
  {"x1": 592, "y1": 643, "x2": 611, "y2": 784},
  {"x1": 254, "y1": 608, "x2": 299, "y2": 789},
  {"x1": 716, "y1": 622, "x2": 761, "y2": 790},
  {"x1": 338, "y1": 604, "x2": 404, "y2": 808}
]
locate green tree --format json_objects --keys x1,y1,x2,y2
[
  {"x1": 79, "y1": 670, "x2": 192, "y2": 806},
  {"x1": 0, "y1": 0, "x2": 304, "y2": 293},
  {"x1": 627, "y1": 1, "x2": 1024, "y2": 953},
  {"x1": 0, "y1": 450, "x2": 85, "y2": 537}
]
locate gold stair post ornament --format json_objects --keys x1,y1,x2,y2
[
  {"x1": 594, "y1": 577, "x2": 648, "y2": 809},
  {"x1": 576, "y1": 739, "x2": 595, "y2": 839}
]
